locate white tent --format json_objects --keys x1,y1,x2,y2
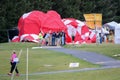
[
  {"x1": 118, "y1": 23, "x2": 120, "y2": 26},
  {"x1": 103, "y1": 21, "x2": 120, "y2": 44},
  {"x1": 103, "y1": 21, "x2": 118, "y2": 30},
  {"x1": 115, "y1": 24, "x2": 120, "y2": 44}
]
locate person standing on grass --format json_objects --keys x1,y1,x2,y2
[
  {"x1": 8, "y1": 51, "x2": 19, "y2": 76},
  {"x1": 61, "y1": 30, "x2": 66, "y2": 46},
  {"x1": 38, "y1": 31, "x2": 43, "y2": 46},
  {"x1": 51, "y1": 31, "x2": 56, "y2": 46},
  {"x1": 71, "y1": 29, "x2": 76, "y2": 44},
  {"x1": 55, "y1": 31, "x2": 60, "y2": 46}
]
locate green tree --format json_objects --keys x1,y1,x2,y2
[
  {"x1": 0, "y1": 0, "x2": 53, "y2": 30},
  {"x1": 96, "y1": 0, "x2": 117, "y2": 23},
  {"x1": 52, "y1": 0, "x2": 81, "y2": 19},
  {"x1": 79, "y1": 0, "x2": 118, "y2": 23},
  {"x1": 0, "y1": 0, "x2": 119, "y2": 43}
]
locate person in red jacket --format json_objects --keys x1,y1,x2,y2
[{"x1": 8, "y1": 51, "x2": 19, "y2": 76}]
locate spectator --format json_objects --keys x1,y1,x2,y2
[
  {"x1": 44, "y1": 31, "x2": 51, "y2": 46},
  {"x1": 71, "y1": 29, "x2": 76, "y2": 44},
  {"x1": 55, "y1": 31, "x2": 60, "y2": 46},
  {"x1": 60, "y1": 30, "x2": 66, "y2": 46},
  {"x1": 38, "y1": 31, "x2": 43, "y2": 46},
  {"x1": 51, "y1": 32, "x2": 56, "y2": 46}
]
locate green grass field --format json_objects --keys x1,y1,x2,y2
[
  {"x1": 65, "y1": 43, "x2": 120, "y2": 60},
  {"x1": 0, "y1": 42, "x2": 120, "y2": 80}
]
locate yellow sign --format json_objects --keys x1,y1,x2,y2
[{"x1": 84, "y1": 14, "x2": 102, "y2": 29}]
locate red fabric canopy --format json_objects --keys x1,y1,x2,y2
[
  {"x1": 17, "y1": 10, "x2": 66, "y2": 42},
  {"x1": 13, "y1": 10, "x2": 96, "y2": 43},
  {"x1": 62, "y1": 18, "x2": 96, "y2": 44}
]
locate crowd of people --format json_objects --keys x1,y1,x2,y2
[
  {"x1": 96, "y1": 30, "x2": 114, "y2": 44},
  {"x1": 38, "y1": 30, "x2": 66, "y2": 46}
]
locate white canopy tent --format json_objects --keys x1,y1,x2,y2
[
  {"x1": 115, "y1": 24, "x2": 120, "y2": 44},
  {"x1": 104, "y1": 21, "x2": 118, "y2": 30},
  {"x1": 103, "y1": 21, "x2": 120, "y2": 44}
]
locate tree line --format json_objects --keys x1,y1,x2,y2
[{"x1": 0, "y1": 0, "x2": 120, "y2": 42}]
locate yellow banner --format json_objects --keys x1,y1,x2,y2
[{"x1": 84, "y1": 14, "x2": 102, "y2": 29}]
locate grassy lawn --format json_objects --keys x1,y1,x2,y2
[
  {"x1": 0, "y1": 42, "x2": 120, "y2": 80},
  {"x1": 20, "y1": 68, "x2": 120, "y2": 80},
  {"x1": 0, "y1": 42, "x2": 98, "y2": 80},
  {"x1": 65, "y1": 43, "x2": 120, "y2": 60}
]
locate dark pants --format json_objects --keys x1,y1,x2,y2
[
  {"x1": 52, "y1": 37, "x2": 55, "y2": 46},
  {"x1": 72, "y1": 36, "x2": 75, "y2": 41},
  {"x1": 10, "y1": 62, "x2": 19, "y2": 73},
  {"x1": 100, "y1": 37, "x2": 103, "y2": 44}
]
